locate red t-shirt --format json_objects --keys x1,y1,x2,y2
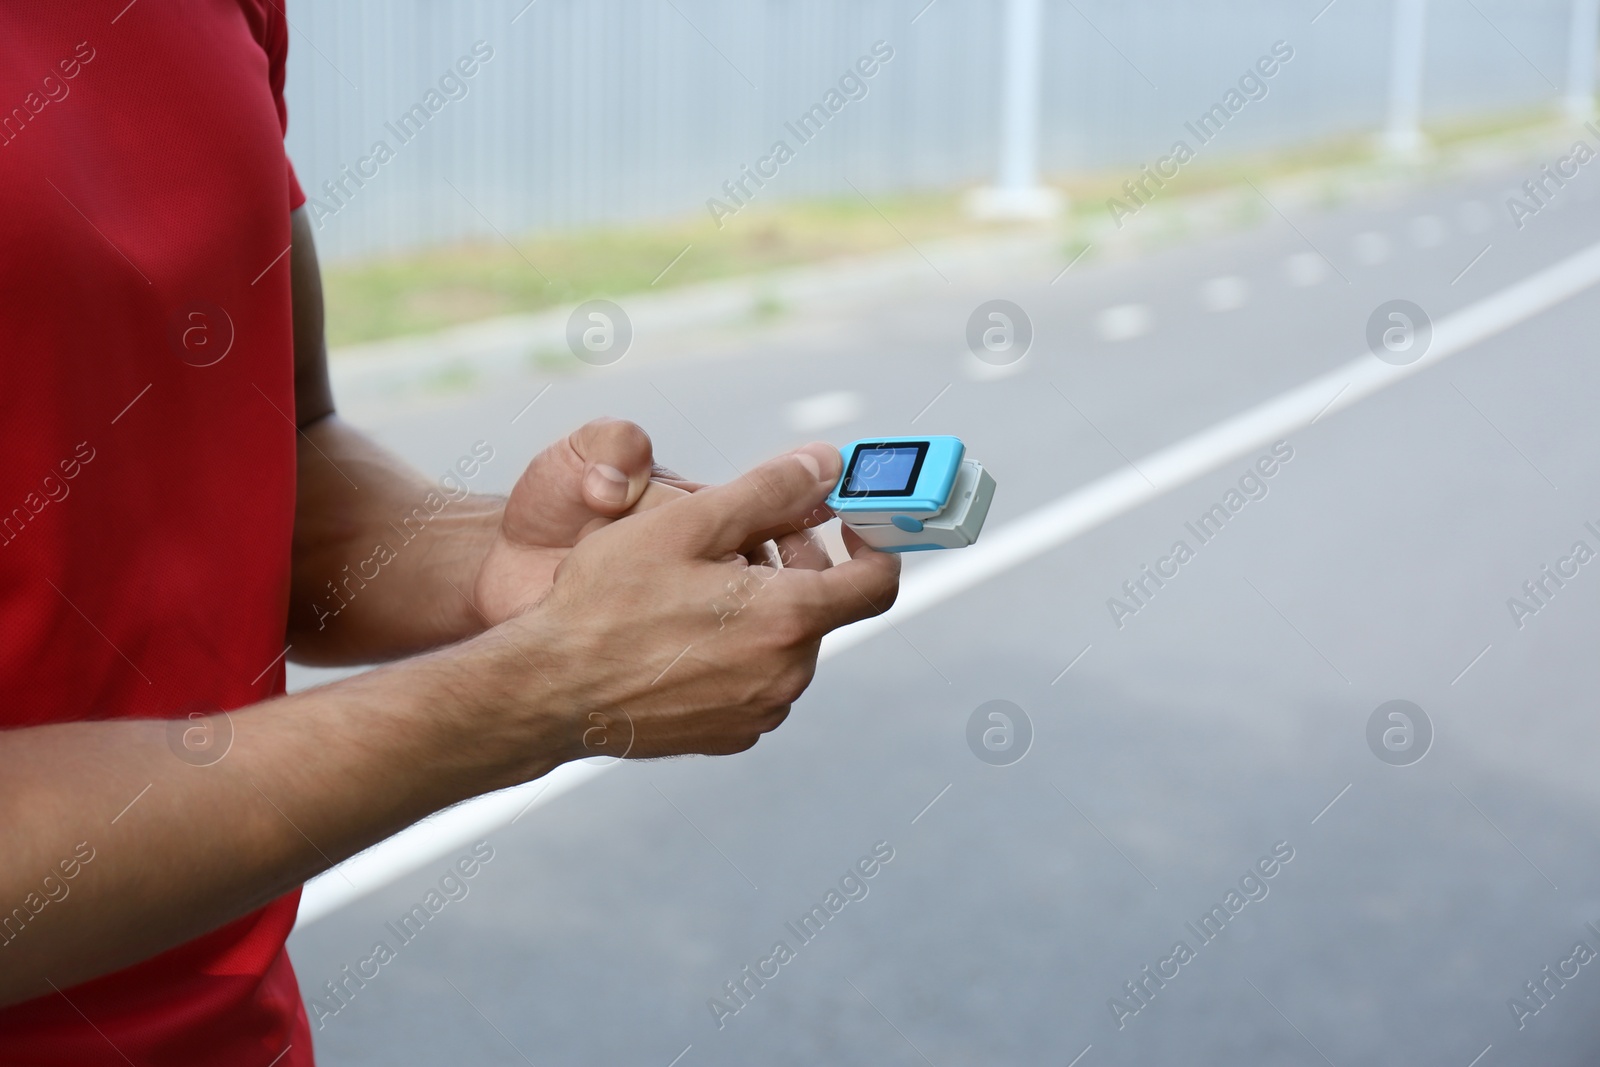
[{"x1": 0, "y1": 2, "x2": 312, "y2": 1062}]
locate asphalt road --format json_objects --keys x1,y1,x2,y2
[{"x1": 287, "y1": 154, "x2": 1600, "y2": 1067}]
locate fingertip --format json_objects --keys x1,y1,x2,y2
[
  {"x1": 798, "y1": 544, "x2": 900, "y2": 628},
  {"x1": 839, "y1": 523, "x2": 893, "y2": 563},
  {"x1": 577, "y1": 418, "x2": 655, "y2": 477},
  {"x1": 793, "y1": 442, "x2": 841, "y2": 485},
  {"x1": 774, "y1": 528, "x2": 832, "y2": 572},
  {"x1": 840, "y1": 526, "x2": 902, "y2": 595},
  {"x1": 574, "y1": 418, "x2": 658, "y2": 514},
  {"x1": 583, "y1": 462, "x2": 632, "y2": 510}
]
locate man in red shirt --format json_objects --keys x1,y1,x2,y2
[{"x1": 0, "y1": 4, "x2": 898, "y2": 1062}]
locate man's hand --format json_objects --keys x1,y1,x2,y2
[
  {"x1": 288, "y1": 413, "x2": 709, "y2": 664},
  {"x1": 459, "y1": 441, "x2": 901, "y2": 780},
  {"x1": 472, "y1": 417, "x2": 702, "y2": 624}
]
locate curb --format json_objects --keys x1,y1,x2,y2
[{"x1": 327, "y1": 232, "x2": 1061, "y2": 406}]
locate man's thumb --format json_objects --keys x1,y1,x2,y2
[{"x1": 678, "y1": 443, "x2": 840, "y2": 556}]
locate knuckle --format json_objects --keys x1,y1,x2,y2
[
  {"x1": 839, "y1": 571, "x2": 897, "y2": 621},
  {"x1": 798, "y1": 505, "x2": 834, "y2": 531},
  {"x1": 879, "y1": 563, "x2": 904, "y2": 602},
  {"x1": 866, "y1": 579, "x2": 899, "y2": 616},
  {"x1": 747, "y1": 467, "x2": 790, "y2": 508},
  {"x1": 714, "y1": 711, "x2": 775, "y2": 755},
  {"x1": 768, "y1": 661, "x2": 814, "y2": 705},
  {"x1": 755, "y1": 455, "x2": 816, "y2": 504}
]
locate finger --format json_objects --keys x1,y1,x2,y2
[
  {"x1": 574, "y1": 480, "x2": 692, "y2": 541},
  {"x1": 631, "y1": 480, "x2": 692, "y2": 513},
  {"x1": 574, "y1": 418, "x2": 657, "y2": 514},
  {"x1": 672, "y1": 443, "x2": 841, "y2": 558},
  {"x1": 502, "y1": 418, "x2": 657, "y2": 548},
  {"x1": 786, "y1": 524, "x2": 901, "y2": 632},
  {"x1": 838, "y1": 521, "x2": 872, "y2": 557},
  {"x1": 773, "y1": 528, "x2": 831, "y2": 572},
  {"x1": 751, "y1": 540, "x2": 782, "y2": 568},
  {"x1": 759, "y1": 705, "x2": 791, "y2": 734},
  {"x1": 738, "y1": 502, "x2": 836, "y2": 555},
  {"x1": 651, "y1": 464, "x2": 706, "y2": 493}
]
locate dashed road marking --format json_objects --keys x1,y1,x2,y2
[
  {"x1": 1459, "y1": 199, "x2": 1493, "y2": 233},
  {"x1": 787, "y1": 390, "x2": 864, "y2": 433},
  {"x1": 1353, "y1": 230, "x2": 1391, "y2": 265},
  {"x1": 1096, "y1": 303, "x2": 1152, "y2": 341},
  {"x1": 1284, "y1": 251, "x2": 1327, "y2": 286},
  {"x1": 1200, "y1": 275, "x2": 1251, "y2": 312},
  {"x1": 1409, "y1": 214, "x2": 1447, "y2": 248}
]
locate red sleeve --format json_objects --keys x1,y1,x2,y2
[{"x1": 255, "y1": 0, "x2": 305, "y2": 209}]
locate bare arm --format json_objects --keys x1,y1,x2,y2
[
  {"x1": 282, "y1": 206, "x2": 511, "y2": 662},
  {"x1": 0, "y1": 440, "x2": 895, "y2": 1008},
  {"x1": 0, "y1": 207, "x2": 899, "y2": 1007},
  {"x1": 0, "y1": 642, "x2": 553, "y2": 1006},
  {"x1": 281, "y1": 207, "x2": 698, "y2": 664}
]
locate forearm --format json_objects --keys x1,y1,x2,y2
[
  {"x1": 0, "y1": 439, "x2": 900, "y2": 1010},
  {"x1": 283, "y1": 200, "x2": 498, "y2": 664},
  {"x1": 0, "y1": 636, "x2": 564, "y2": 1008},
  {"x1": 288, "y1": 414, "x2": 503, "y2": 664}
]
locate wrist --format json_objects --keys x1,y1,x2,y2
[
  {"x1": 424, "y1": 495, "x2": 504, "y2": 640},
  {"x1": 412, "y1": 614, "x2": 589, "y2": 794}
]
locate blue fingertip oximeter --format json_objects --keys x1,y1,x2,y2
[{"x1": 826, "y1": 436, "x2": 996, "y2": 552}]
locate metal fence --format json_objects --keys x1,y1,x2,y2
[{"x1": 283, "y1": 0, "x2": 1582, "y2": 261}]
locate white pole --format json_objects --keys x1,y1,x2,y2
[
  {"x1": 1567, "y1": 0, "x2": 1600, "y2": 120},
  {"x1": 1384, "y1": 0, "x2": 1428, "y2": 158},
  {"x1": 968, "y1": 0, "x2": 1060, "y2": 219},
  {"x1": 997, "y1": 0, "x2": 1042, "y2": 193}
]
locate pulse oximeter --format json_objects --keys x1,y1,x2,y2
[{"x1": 826, "y1": 436, "x2": 996, "y2": 552}]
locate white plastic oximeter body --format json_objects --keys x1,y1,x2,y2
[{"x1": 826, "y1": 436, "x2": 996, "y2": 552}]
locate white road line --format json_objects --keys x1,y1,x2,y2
[
  {"x1": 818, "y1": 236, "x2": 1600, "y2": 660},
  {"x1": 295, "y1": 237, "x2": 1600, "y2": 929}
]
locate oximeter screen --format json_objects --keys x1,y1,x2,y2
[{"x1": 842, "y1": 442, "x2": 928, "y2": 496}]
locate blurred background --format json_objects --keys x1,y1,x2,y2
[{"x1": 284, "y1": 1, "x2": 1600, "y2": 1064}]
